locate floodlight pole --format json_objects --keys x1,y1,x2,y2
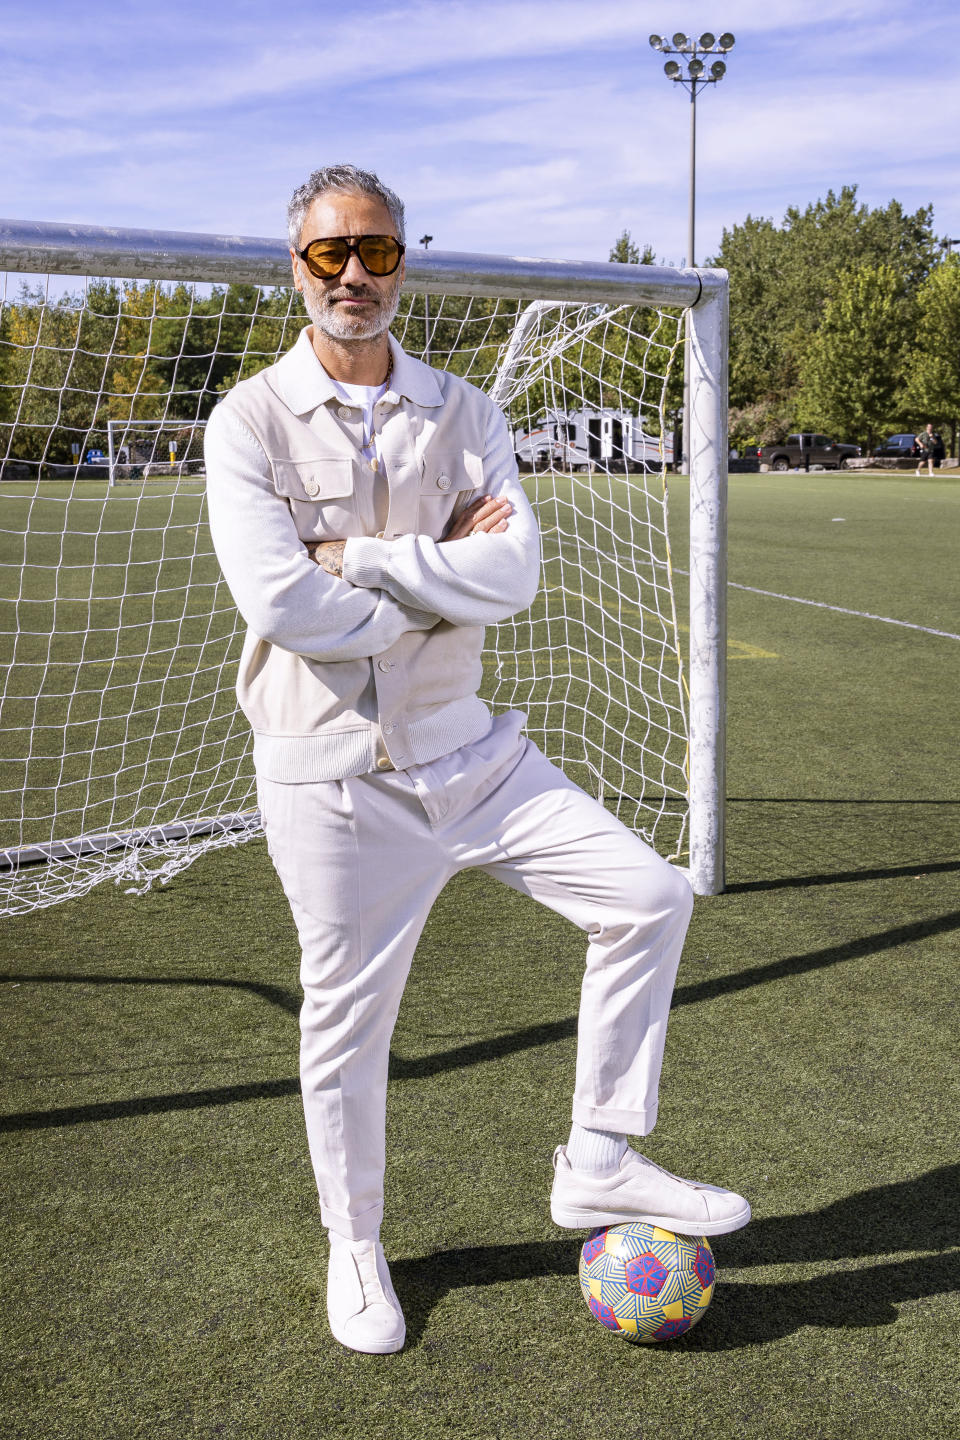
[
  {"x1": 420, "y1": 234, "x2": 433, "y2": 365},
  {"x1": 649, "y1": 30, "x2": 735, "y2": 474},
  {"x1": 688, "y1": 81, "x2": 697, "y2": 277}
]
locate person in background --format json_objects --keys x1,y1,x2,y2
[{"x1": 915, "y1": 422, "x2": 943, "y2": 476}]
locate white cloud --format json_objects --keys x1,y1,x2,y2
[{"x1": 4, "y1": 0, "x2": 959, "y2": 266}]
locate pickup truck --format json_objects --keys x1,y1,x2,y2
[{"x1": 756, "y1": 433, "x2": 860, "y2": 471}]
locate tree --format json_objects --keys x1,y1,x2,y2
[
  {"x1": 609, "y1": 231, "x2": 656, "y2": 265},
  {"x1": 795, "y1": 263, "x2": 909, "y2": 449},
  {"x1": 901, "y1": 254, "x2": 960, "y2": 456},
  {"x1": 709, "y1": 186, "x2": 939, "y2": 425}
]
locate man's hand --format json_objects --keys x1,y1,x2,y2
[
  {"x1": 305, "y1": 494, "x2": 512, "y2": 571},
  {"x1": 441, "y1": 493, "x2": 513, "y2": 542},
  {"x1": 305, "y1": 539, "x2": 346, "y2": 576}
]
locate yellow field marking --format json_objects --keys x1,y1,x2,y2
[
  {"x1": 676, "y1": 622, "x2": 778, "y2": 660},
  {"x1": 538, "y1": 589, "x2": 779, "y2": 660}
]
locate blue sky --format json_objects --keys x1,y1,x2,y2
[{"x1": 4, "y1": 0, "x2": 958, "y2": 267}]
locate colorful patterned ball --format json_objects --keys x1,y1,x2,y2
[{"x1": 578, "y1": 1222, "x2": 715, "y2": 1342}]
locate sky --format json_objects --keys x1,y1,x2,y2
[{"x1": 3, "y1": 0, "x2": 959, "y2": 269}]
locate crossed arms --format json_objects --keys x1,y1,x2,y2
[
  {"x1": 305, "y1": 492, "x2": 514, "y2": 576},
  {"x1": 205, "y1": 403, "x2": 540, "y2": 663}
]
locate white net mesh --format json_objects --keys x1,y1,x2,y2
[{"x1": 0, "y1": 270, "x2": 686, "y2": 914}]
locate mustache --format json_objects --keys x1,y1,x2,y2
[{"x1": 325, "y1": 286, "x2": 382, "y2": 303}]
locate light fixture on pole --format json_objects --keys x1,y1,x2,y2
[
  {"x1": 420, "y1": 233, "x2": 434, "y2": 366},
  {"x1": 649, "y1": 31, "x2": 734, "y2": 269},
  {"x1": 649, "y1": 29, "x2": 735, "y2": 472}
]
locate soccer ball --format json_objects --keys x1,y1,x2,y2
[{"x1": 578, "y1": 1222, "x2": 715, "y2": 1342}]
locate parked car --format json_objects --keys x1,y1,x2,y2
[
  {"x1": 756, "y1": 433, "x2": 860, "y2": 471},
  {"x1": 872, "y1": 433, "x2": 920, "y2": 458}
]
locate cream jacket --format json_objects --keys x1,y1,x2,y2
[{"x1": 205, "y1": 328, "x2": 541, "y2": 782}]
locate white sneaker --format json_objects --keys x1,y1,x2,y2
[
  {"x1": 326, "y1": 1238, "x2": 406, "y2": 1354},
  {"x1": 550, "y1": 1145, "x2": 751, "y2": 1235}
]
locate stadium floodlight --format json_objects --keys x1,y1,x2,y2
[
  {"x1": 647, "y1": 20, "x2": 737, "y2": 477},
  {"x1": 649, "y1": 34, "x2": 664, "y2": 49}
]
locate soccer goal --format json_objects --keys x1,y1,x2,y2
[
  {"x1": 107, "y1": 418, "x2": 207, "y2": 484},
  {"x1": 0, "y1": 219, "x2": 727, "y2": 913}
]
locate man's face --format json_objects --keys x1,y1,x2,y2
[{"x1": 291, "y1": 190, "x2": 405, "y2": 342}]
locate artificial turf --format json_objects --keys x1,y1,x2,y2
[{"x1": 1, "y1": 471, "x2": 958, "y2": 1439}]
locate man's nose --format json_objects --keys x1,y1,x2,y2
[{"x1": 339, "y1": 251, "x2": 369, "y2": 286}]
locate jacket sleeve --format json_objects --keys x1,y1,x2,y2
[
  {"x1": 340, "y1": 402, "x2": 541, "y2": 627},
  {"x1": 204, "y1": 404, "x2": 437, "y2": 662}
]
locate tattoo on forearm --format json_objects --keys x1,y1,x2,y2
[{"x1": 306, "y1": 540, "x2": 346, "y2": 578}]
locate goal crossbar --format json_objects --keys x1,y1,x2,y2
[{"x1": 0, "y1": 219, "x2": 727, "y2": 898}]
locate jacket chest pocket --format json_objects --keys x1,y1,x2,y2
[
  {"x1": 272, "y1": 458, "x2": 359, "y2": 540},
  {"x1": 417, "y1": 452, "x2": 484, "y2": 539}
]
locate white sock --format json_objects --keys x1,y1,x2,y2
[
  {"x1": 566, "y1": 1123, "x2": 628, "y2": 1172},
  {"x1": 329, "y1": 1229, "x2": 380, "y2": 1252}
]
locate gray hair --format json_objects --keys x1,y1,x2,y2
[{"x1": 287, "y1": 165, "x2": 406, "y2": 249}]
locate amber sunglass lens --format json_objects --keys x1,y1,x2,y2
[
  {"x1": 304, "y1": 241, "x2": 350, "y2": 277},
  {"x1": 356, "y1": 236, "x2": 401, "y2": 275}
]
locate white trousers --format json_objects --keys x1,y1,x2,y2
[{"x1": 257, "y1": 713, "x2": 694, "y2": 1241}]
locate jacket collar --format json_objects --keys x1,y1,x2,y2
[{"x1": 269, "y1": 326, "x2": 444, "y2": 415}]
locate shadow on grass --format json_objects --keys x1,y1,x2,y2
[
  {"x1": 726, "y1": 857, "x2": 960, "y2": 894},
  {"x1": 3, "y1": 909, "x2": 959, "y2": 1129},
  {"x1": 0, "y1": 972, "x2": 302, "y2": 1132},
  {"x1": 680, "y1": 1250, "x2": 960, "y2": 1351},
  {"x1": 392, "y1": 1166, "x2": 960, "y2": 1349},
  {"x1": 394, "y1": 907, "x2": 960, "y2": 1080},
  {"x1": 0, "y1": 971, "x2": 301, "y2": 1017}
]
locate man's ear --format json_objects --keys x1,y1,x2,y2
[{"x1": 290, "y1": 250, "x2": 302, "y2": 293}]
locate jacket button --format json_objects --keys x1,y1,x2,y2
[
  {"x1": 383, "y1": 723, "x2": 395, "y2": 735},
  {"x1": 304, "y1": 479, "x2": 320, "y2": 497},
  {"x1": 377, "y1": 659, "x2": 393, "y2": 672},
  {"x1": 376, "y1": 756, "x2": 393, "y2": 770},
  {"x1": 436, "y1": 474, "x2": 452, "y2": 491},
  {"x1": 337, "y1": 405, "x2": 353, "y2": 420}
]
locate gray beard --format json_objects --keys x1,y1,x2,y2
[{"x1": 299, "y1": 268, "x2": 401, "y2": 342}]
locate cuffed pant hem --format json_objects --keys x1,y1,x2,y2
[
  {"x1": 571, "y1": 1099, "x2": 659, "y2": 1137},
  {"x1": 320, "y1": 1200, "x2": 384, "y2": 1242}
]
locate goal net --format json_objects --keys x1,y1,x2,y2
[{"x1": 0, "y1": 233, "x2": 725, "y2": 914}]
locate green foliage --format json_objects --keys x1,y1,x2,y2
[
  {"x1": 796, "y1": 263, "x2": 910, "y2": 447},
  {"x1": 900, "y1": 254, "x2": 960, "y2": 439},
  {"x1": 609, "y1": 231, "x2": 657, "y2": 266},
  {"x1": 710, "y1": 185, "x2": 940, "y2": 429},
  {"x1": 0, "y1": 280, "x2": 309, "y2": 470}
]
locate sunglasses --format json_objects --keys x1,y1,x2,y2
[{"x1": 297, "y1": 234, "x2": 405, "y2": 279}]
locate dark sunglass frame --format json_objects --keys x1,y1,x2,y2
[{"x1": 297, "y1": 234, "x2": 405, "y2": 279}]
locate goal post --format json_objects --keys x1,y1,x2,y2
[{"x1": 0, "y1": 219, "x2": 728, "y2": 909}]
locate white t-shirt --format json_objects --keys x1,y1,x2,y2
[{"x1": 330, "y1": 377, "x2": 388, "y2": 469}]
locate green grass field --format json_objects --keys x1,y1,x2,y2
[{"x1": 1, "y1": 471, "x2": 958, "y2": 1440}]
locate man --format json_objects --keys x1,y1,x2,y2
[
  {"x1": 205, "y1": 164, "x2": 749, "y2": 1356},
  {"x1": 915, "y1": 422, "x2": 943, "y2": 476}
]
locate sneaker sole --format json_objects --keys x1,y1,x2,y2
[
  {"x1": 328, "y1": 1320, "x2": 406, "y2": 1355},
  {"x1": 550, "y1": 1198, "x2": 752, "y2": 1236}
]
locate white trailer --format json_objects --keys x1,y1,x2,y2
[{"x1": 511, "y1": 408, "x2": 674, "y2": 470}]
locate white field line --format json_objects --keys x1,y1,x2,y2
[{"x1": 673, "y1": 570, "x2": 960, "y2": 641}]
